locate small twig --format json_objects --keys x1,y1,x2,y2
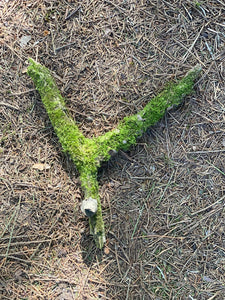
[
  {"x1": 131, "y1": 184, "x2": 155, "y2": 239},
  {"x1": 147, "y1": 39, "x2": 174, "y2": 61},
  {"x1": 182, "y1": 4, "x2": 192, "y2": 21},
  {"x1": 115, "y1": 244, "x2": 123, "y2": 279},
  {"x1": 156, "y1": 265, "x2": 166, "y2": 281},
  {"x1": 10, "y1": 89, "x2": 36, "y2": 96},
  {"x1": 30, "y1": 213, "x2": 63, "y2": 259},
  {"x1": 0, "y1": 202, "x2": 18, "y2": 240},
  {"x1": 193, "y1": 111, "x2": 214, "y2": 123},
  {"x1": 207, "y1": 292, "x2": 222, "y2": 300},
  {"x1": 0, "y1": 176, "x2": 14, "y2": 193},
  {"x1": 50, "y1": 24, "x2": 56, "y2": 55},
  {"x1": 4, "y1": 195, "x2": 21, "y2": 264},
  {"x1": 187, "y1": 149, "x2": 225, "y2": 154},
  {"x1": 216, "y1": 0, "x2": 225, "y2": 7},
  {"x1": 184, "y1": 207, "x2": 224, "y2": 235},
  {"x1": 155, "y1": 170, "x2": 174, "y2": 208},
  {"x1": 182, "y1": 23, "x2": 206, "y2": 63},
  {"x1": 206, "y1": 160, "x2": 225, "y2": 176},
  {"x1": 104, "y1": 0, "x2": 126, "y2": 13},
  {"x1": 191, "y1": 195, "x2": 225, "y2": 216},
  {"x1": 65, "y1": 6, "x2": 81, "y2": 20},
  {"x1": 0, "y1": 237, "x2": 60, "y2": 248},
  {"x1": 174, "y1": 38, "x2": 206, "y2": 67},
  {"x1": 204, "y1": 40, "x2": 215, "y2": 60},
  {"x1": 55, "y1": 42, "x2": 78, "y2": 53},
  {"x1": 134, "y1": 234, "x2": 185, "y2": 240},
  {"x1": 4, "y1": 42, "x2": 23, "y2": 61},
  {"x1": 0, "y1": 102, "x2": 20, "y2": 110},
  {"x1": 0, "y1": 255, "x2": 47, "y2": 267},
  {"x1": 131, "y1": 55, "x2": 143, "y2": 66},
  {"x1": 125, "y1": 278, "x2": 131, "y2": 300},
  {"x1": 30, "y1": 273, "x2": 138, "y2": 287}
]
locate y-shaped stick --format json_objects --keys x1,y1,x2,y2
[{"x1": 27, "y1": 58, "x2": 201, "y2": 248}]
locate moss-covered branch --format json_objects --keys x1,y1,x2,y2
[
  {"x1": 27, "y1": 58, "x2": 201, "y2": 248},
  {"x1": 27, "y1": 58, "x2": 105, "y2": 248},
  {"x1": 95, "y1": 66, "x2": 202, "y2": 160}
]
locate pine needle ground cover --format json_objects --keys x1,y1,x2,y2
[{"x1": 1, "y1": 1, "x2": 225, "y2": 299}]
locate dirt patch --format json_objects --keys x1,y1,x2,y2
[{"x1": 1, "y1": 0, "x2": 225, "y2": 299}]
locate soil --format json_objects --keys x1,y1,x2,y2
[{"x1": 0, "y1": 1, "x2": 225, "y2": 299}]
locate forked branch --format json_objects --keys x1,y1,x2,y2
[{"x1": 27, "y1": 58, "x2": 201, "y2": 248}]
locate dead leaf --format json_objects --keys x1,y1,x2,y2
[
  {"x1": 43, "y1": 30, "x2": 50, "y2": 36},
  {"x1": 104, "y1": 246, "x2": 110, "y2": 255}
]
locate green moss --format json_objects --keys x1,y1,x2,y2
[
  {"x1": 27, "y1": 58, "x2": 201, "y2": 248},
  {"x1": 27, "y1": 58, "x2": 106, "y2": 248},
  {"x1": 95, "y1": 65, "x2": 201, "y2": 160},
  {"x1": 79, "y1": 167, "x2": 105, "y2": 248},
  {"x1": 27, "y1": 59, "x2": 86, "y2": 168}
]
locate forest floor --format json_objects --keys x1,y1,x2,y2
[{"x1": 0, "y1": 1, "x2": 225, "y2": 299}]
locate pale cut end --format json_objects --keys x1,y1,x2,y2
[{"x1": 81, "y1": 198, "x2": 98, "y2": 217}]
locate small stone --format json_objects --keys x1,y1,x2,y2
[{"x1": 19, "y1": 35, "x2": 31, "y2": 48}]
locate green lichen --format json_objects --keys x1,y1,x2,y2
[{"x1": 27, "y1": 58, "x2": 201, "y2": 248}]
